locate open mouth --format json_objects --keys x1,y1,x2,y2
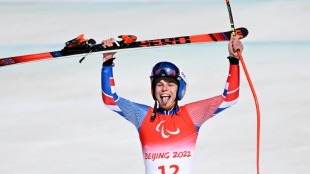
[{"x1": 160, "y1": 95, "x2": 171, "y2": 104}]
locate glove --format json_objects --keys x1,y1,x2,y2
[
  {"x1": 227, "y1": 56, "x2": 239, "y2": 65},
  {"x1": 103, "y1": 57, "x2": 115, "y2": 66}
]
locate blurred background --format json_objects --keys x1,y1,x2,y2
[{"x1": 0, "y1": 0, "x2": 309, "y2": 174}]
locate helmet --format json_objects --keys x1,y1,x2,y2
[{"x1": 150, "y1": 61, "x2": 187, "y2": 101}]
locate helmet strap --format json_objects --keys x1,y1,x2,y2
[{"x1": 150, "y1": 100, "x2": 157, "y2": 122}]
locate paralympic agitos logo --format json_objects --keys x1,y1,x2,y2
[{"x1": 156, "y1": 120, "x2": 180, "y2": 138}]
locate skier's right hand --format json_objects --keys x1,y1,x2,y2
[
  {"x1": 102, "y1": 38, "x2": 116, "y2": 66},
  {"x1": 102, "y1": 38, "x2": 116, "y2": 58}
]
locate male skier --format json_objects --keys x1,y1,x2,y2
[{"x1": 101, "y1": 36, "x2": 243, "y2": 174}]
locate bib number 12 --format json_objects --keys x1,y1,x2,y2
[{"x1": 158, "y1": 165, "x2": 179, "y2": 174}]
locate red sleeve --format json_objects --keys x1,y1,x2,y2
[{"x1": 185, "y1": 63, "x2": 240, "y2": 127}]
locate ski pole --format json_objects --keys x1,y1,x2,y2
[{"x1": 225, "y1": 1, "x2": 261, "y2": 174}]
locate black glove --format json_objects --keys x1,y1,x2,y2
[
  {"x1": 227, "y1": 56, "x2": 239, "y2": 65},
  {"x1": 103, "y1": 57, "x2": 115, "y2": 66}
]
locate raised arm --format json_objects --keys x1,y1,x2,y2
[
  {"x1": 185, "y1": 35, "x2": 243, "y2": 128},
  {"x1": 101, "y1": 38, "x2": 150, "y2": 130}
]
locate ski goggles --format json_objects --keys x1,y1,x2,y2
[{"x1": 151, "y1": 62, "x2": 180, "y2": 78}]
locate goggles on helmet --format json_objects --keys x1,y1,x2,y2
[
  {"x1": 150, "y1": 61, "x2": 186, "y2": 101},
  {"x1": 150, "y1": 62, "x2": 180, "y2": 78}
]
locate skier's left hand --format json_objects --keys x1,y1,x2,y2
[{"x1": 228, "y1": 35, "x2": 243, "y2": 57}]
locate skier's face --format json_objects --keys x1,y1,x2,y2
[{"x1": 155, "y1": 77, "x2": 178, "y2": 111}]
